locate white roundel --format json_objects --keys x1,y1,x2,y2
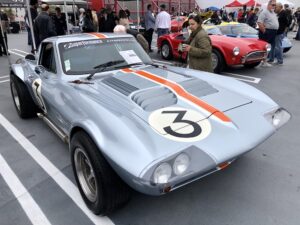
[{"x1": 148, "y1": 107, "x2": 212, "y2": 142}]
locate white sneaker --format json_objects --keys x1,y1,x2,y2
[{"x1": 260, "y1": 61, "x2": 273, "y2": 67}]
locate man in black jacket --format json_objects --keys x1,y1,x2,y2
[{"x1": 34, "y1": 4, "x2": 57, "y2": 48}]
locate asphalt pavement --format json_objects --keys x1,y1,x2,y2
[{"x1": 0, "y1": 32, "x2": 299, "y2": 225}]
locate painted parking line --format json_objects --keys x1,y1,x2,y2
[
  {"x1": 222, "y1": 72, "x2": 261, "y2": 84},
  {"x1": 152, "y1": 59, "x2": 174, "y2": 65},
  {"x1": 0, "y1": 79, "x2": 9, "y2": 83},
  {"x1": 0, "y1": 114, "x2": 114, "y2": 225},
  {"x1": 0, "y1": 75, "x2": 9, "y2": 83},
  {"x1": 11, "y1": 49, "x2": 30, "y2": 55},
  {"x1": 8, "y1": 50, "x2": 26, "y2": 58},
  {"x1": 0, "y1": 154, "x2": 52, "y2": 225}
]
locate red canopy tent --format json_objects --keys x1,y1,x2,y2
[
  {"x1": 225, "y1": 0, "x2": 243, "y2": 7},
  {"x1": 244, "y1": 0, "x2": 261, "y2": 7}
]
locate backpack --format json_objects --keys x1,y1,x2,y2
[{"x1": 82, "y1": 17, "x2": 94, "y2": 32}]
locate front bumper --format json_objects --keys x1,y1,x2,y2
[{"x1": 241, "y1": 51, "x2": 267, "y2": 64}]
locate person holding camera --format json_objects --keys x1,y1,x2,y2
[{"x1": 181, "y1": 14, "x2": 213, "y2": 72}]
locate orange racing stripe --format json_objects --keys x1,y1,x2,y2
[
  {"x1": 88, "y1": 32, "x2": 107, "y2": 39},
  {"x1": 122, "y1": 68, "x2": 231, "y2": 122}
]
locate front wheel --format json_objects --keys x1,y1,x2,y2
[
  {"x1": 161, "y1": 41, "x2": 173, "y2": 60},
  {"x1": 244, "y1": 62, "x2": 261, "y2": 68},
  {"x1": 211, "y1": 49, "x2": 225, "y2": 74},
  {"x1": 70, "y1": 131, "x2": 130, "y2": 215}
]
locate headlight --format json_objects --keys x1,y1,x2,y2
[
  {"x1": 266, "y1": 44, "x2": 271, "y2": 52},
  {"x1": 233, "y1": 47, "x2": 240, "y2": 56},
  {"x1": 265, "y1": 108, "x2": 291, "y2": 129},
  {"x1": 153, "y1": 163, "x2": 172, "y2": 184},
  {"x1": 173, "y1": 153, "x2": 190, "y2": 175}
]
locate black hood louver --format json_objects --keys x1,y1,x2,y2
[
  {"x1": 102, "y1": 76, "x2": 139, "y2": 96},
  {"x1": 179, "y1": 78, "x2": 218, "y2": 97}
]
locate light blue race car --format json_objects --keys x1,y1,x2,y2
[{"x1": 10, "y1": 33, "x2": 291, "y2": 215}]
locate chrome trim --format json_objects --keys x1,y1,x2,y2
[{"x1": 241, "y1": 51, "x2": 267, "y2": 63}]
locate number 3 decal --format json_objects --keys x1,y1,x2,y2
[{"x1": 149, "y1": 107, "x2": 211, "y2": 142}]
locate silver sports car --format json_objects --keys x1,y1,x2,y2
[{"x1": 10, "y1": 33, "x2": 291, "y2": 215}]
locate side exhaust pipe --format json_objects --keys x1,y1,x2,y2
[{"x1": 37, "y1": 113, "x2": 68, "y2": 144}]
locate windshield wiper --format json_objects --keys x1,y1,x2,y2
[
  {"x1": 113, "y1": 62, "x2": 160, "y2": 70},
  {"x1": 86, "y1": 60, "x2": 125, "y2": 80}
]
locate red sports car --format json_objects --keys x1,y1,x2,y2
[
  {"x1": 157, "y1": 26, "x2": 270, "y2": 73},
  {"x1": 171, "y1": 16, "x2": 187, "y2": 33}
]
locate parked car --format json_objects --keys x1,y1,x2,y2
[
  {"x1": 207, "y1": 21, "x2": 293, "y2": 53},
  {"x1": 157, "y1": 26, "x2": 270, "y2": 73},
  {"x1": 171, "y1": 16, "x2": 187, "y2": 32},
  {"x1": 10, "y1": 33, "x2": 290, "y2": 215}
]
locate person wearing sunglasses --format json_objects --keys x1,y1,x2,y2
[{"x1": 257, "y1": 0, "x2": 279, "y2": 67}]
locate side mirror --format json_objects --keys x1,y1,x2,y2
[
  {"x1": 35, "y1": 65, "x2": 45, "y2": 75},
  {"x1": 25, "y1": 54, "x2": 36, "y2": 60}
]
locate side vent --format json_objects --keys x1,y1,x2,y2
[
  {"x1": 132, "y1": 87, "x2": 177, "y2": 111},
  {"x1": 102, "y1": 77, "x2": 138, "y2": 96},
  {"x1": 179, "y1": 78, "x2": 218, "y2": 98}
]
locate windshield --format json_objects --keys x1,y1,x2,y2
[
  {"x1": 205, "y1": 27, "x2": 222, "y2": 35},
  {"x1": 59, "y1": 37, "x2": 152, "y2": 75},
  {"x1": 219, "y1": 24, "x2": 258, "y2": 35}
]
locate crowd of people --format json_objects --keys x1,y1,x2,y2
[
  {"x1": 0, "y1": 11, "x2": 9, "y2": 56},
  {"x1": 257, "y1": 0, "x2": 298, "y2": 66},
  {"x1": 1, "y1": 0, "x2": 300, "y2": 72}
]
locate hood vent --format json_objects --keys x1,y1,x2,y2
[
  {"x1": 179, "y1": 78, "x2": 218, "y2": 98},
  {"x1": 132, "y1": 87, "x2": 177, "y2": 111},
  {"x1": 102, "y1": 76, "x2": 138, "y2": 96}
]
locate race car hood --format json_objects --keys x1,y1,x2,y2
[{"x1": 90, "y1": 66, "x2": 252, "y2": 131}]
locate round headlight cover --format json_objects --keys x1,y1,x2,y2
[
  {"x1": 266, "y1": 44, "x2": 271, "y2": 52},
  {"x1": 153, "y1": 163, "x2": 172, "y2": 184},
  {"x1": 233, "y1": 47, "x2": 240, "y2": 56},
  {"x1": 173, "y1": 153, "x2": 190, "y2": 175},
  {"x1": 272, "y1": 108, "x2": 291, "y2": 129}
]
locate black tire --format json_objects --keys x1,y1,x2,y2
[
  {"x1": 161, "y1": 41, "x2": 173, "y2": 60},
  {"x1": 70, "y1": 131, "x2": 130, "y2": 215},
  {"x1": 244, "y1": 62, "x2": 261, "y2": 68},
  {"x1": 212, "y1": 49, "x2": 225, "y2": 74},
  {"x1": 283, "y1": 47, "x2": 291, "y2": 53},
  {"x1": 10, "y1": 74, "x2": 38, "y2": 118}
]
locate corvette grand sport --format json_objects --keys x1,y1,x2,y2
[
  {"x1": 157, "y1": 27, "x2": 270, "y2": 73},
  {"x1": 10, "y1": 33, "x2": 290, "y2": 215}
]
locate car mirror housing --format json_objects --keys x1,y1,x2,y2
[{"x1": 25, "y1": 54, "x2": 36, "y2": 61}]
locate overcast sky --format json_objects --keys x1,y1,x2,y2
[{"x1": 196, "y1": 0, "x2": 300, "y2": 9}]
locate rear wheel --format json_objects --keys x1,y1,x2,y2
[
  {"x1": 211, "y1": 49, "x2": 225, "y2": 74},
  {"x1": 70, "y1": 131, "x2": 130, "y2": 215},
  {"x1": 244, "y1": 62, "x2": 261, "y2": 68},
  {"x1": 10, "y1": 75, "x2": 38, "y2": 118},
  {"x1": 161, "y1": 41, "x2": 173, "y2": 60}
]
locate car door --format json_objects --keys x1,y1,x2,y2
[{"x1": 32, "y1": 42, "x2": 64, "y2": 128}]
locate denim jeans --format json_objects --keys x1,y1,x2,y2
[
  {"x1": 157, "y1": 28, "x2": 169, "y2": 38},
  {"x1": 269, "y1": 33, "x2": 284, "y2": 63}
]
